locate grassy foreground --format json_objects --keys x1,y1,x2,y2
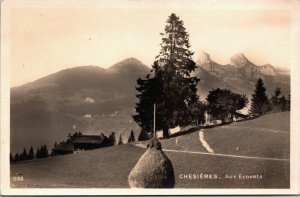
[{"x1": 11, "y1": 112, "x2": 290, "y2": 188}]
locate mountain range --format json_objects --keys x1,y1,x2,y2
[
  {"x1": 195, "y1": 51, "x2": 289, "y2": 98},
  {"x1": 10, "y1": 53, "x2": 290, "y2": 153}
]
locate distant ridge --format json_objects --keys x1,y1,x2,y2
[
  {"x1": 195, "y1": 50, "x2": 290, "y2": 97},
  {"x1": 10, "y1": 57, "x2": 150, "y2": 154}
]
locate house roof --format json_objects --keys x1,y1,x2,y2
[{"x1": 71, "y1": 135, "x2": 104, "y2": 144}]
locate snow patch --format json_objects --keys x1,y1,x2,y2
[
  {"x1": 85, "y1": 97, "x2": 95, "y2": 103},
  {"x1": 169, "y1": 126, "x2": 181, "y2": 134}
]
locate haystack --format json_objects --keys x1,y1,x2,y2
[{"x1": 128, "y1": 138, "x2": 175, "y2": 188}]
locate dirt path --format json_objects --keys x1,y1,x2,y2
[{"x1": 198, "y1": 129, "x2": 214, "y2": 153}]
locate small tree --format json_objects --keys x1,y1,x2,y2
[
  {"x1": 28, "y1": 146, "x2": 34, "y2": 160},
  {"x1": 22, "y1": 148, "x2": 28, "y2": 161},
  {"x1": 270, "y1": 87, "x2": 289, "y2": 112},
  {"x1": 250, "y1": 78, "x2": 270, "y2": 115},
  {"x1": 271, "y1": 87, "x2": 282, "y2": 112},
  {"x1": 117, "y1": 134, "x2": 123, "y2": 145},
  {"x1": 43, "y1": 145, "x2": 49, "y2": 158},
  {"x1": 279, "y1": 95, "x2": 287, "y2": 111},
  {"x1": 39, "y1": 145, "x2": 45, "y2": 158},
  {"x1": 108, "y1": 132, "x2": 116, "y2": 146},
  {"x1": 127, "y1": 130, "x2": 136, "y2": 143},
  {"x1": 14, "y1": 153, "x2": 20, "y2": 162},
  {"x1": 138, "y1": 129, "x2": 149, "y2": 141}
]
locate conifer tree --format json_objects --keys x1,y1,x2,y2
[
  {"x1": 43, "y1": 145, "x2": 49, "y2": 158},
  {"x1": 14, "y1": 153, "x2": 20, "y2": 162},
  {"x1": 133, "y1": 13, "x2": 199, "y2": 138},
  {"x1": 108, "y1": 132, "x2": 116, "y2": 146},
  {"x1": 127, "y1": 129, "x2": 136, "y2": 143},
  {"x1": 39, "y1": 145, "x2": 45, "y2": 158},
  {"x1": 22, "y1": 148, "x2": 28, "y2": 160},
  {"x1": 279, "y1": 95, "x2": 287, "y2": 111},
  {"x1": 271, "y1": 87, "x2": 282, "y2": 112},
  {"x1": 270, "y1": 87, "x2": 289, "y2": 112},
  {"x1": 250, "y1": 78, "x2": 270, "y2": 115},
  {"x1": 138, "y1": 129, "x2": 149, "y2": 141},
  {"x1": 28, "y1": 146, "x2": 34, "y2": 160}
]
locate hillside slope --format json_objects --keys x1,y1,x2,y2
[
  {"x1": 11, "y1": 58, "x2": 150, "y2": 153},
  {"x1": 11, "y1": 112, "x2": 289, "y2": 188}
]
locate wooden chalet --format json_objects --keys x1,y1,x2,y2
[
  {"x1": 52, "y1": 133, "x2": 107, "y2": 155},
  {"x1": 70, "y1": 135, "x2": 105, "y2": 150}
]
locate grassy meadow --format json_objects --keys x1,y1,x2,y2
[{"x1": 11, "y1": 112, "x2": 290, "y2": 188}]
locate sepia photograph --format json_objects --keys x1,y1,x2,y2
[{"x1": 1, "y1": 0, "x2": 300, "y2": 195}]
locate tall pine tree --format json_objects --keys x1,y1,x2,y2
[
  {"x1": 133, "y1": 13, "x2": 199, "y2": 138},
  {"x1": 250, "y1": 78, "x2": 270, "y2": 115}
]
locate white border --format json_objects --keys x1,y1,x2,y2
[{"x1": 1, "y1": 0, "x2": 300, "y2": 195}]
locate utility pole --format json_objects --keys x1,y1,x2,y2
[{"x1": 153, "y1": 103, "x2": 156, "y2": 138}]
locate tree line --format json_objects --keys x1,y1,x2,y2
[
  {"x1": 103, "y1": 129, "x2": 136, "y2": 146},
  {"x1": 10, "y1": 130, "x2": 136, "y2": 163},
  {"x1": 10, "y1": 144, "x2": 49, "y2": 163},
  {"x1": 250, "y1": 78, "x2": 290, "y2": 114}
]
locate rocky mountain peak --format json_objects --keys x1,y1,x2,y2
[
  {"x1": 230, "y1": 53, "x2": 249, "y2": 67},
  {"x1": 197, "y1": 50, "x2": 211, "y2": 65}
]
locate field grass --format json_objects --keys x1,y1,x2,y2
[
  {"x1": 204, "y1": 112, "x2": 290, "y2": 158},
  {"x1": 11, "y1": 112, "x2": 290, "y2": 188},
  {"x1": 11, "y1": 145, "x2": 145, "y2": 188}
]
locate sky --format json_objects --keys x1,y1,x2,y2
[{"x1": 3, "y1": 0, "x2": 293, "y2": 87}]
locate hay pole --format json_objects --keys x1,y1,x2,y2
[{"x1": 153, "y1": 103, "x2": 156, "y2": 138}]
